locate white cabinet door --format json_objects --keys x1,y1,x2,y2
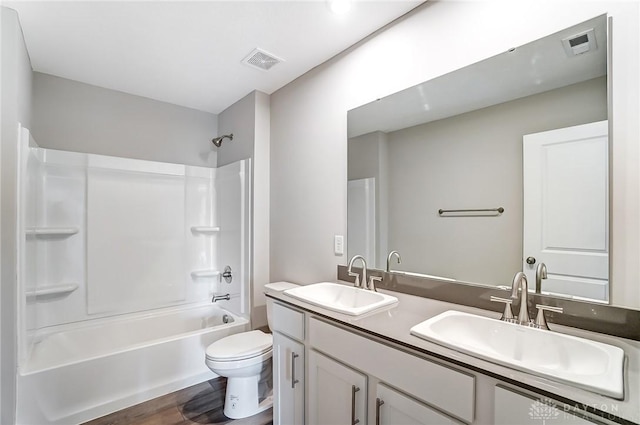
[
  {"x1": 523, "y1": 120, "x2": 609, "y2": 301},
  {"x1": 375, "y1": 383, "x2": 459, "y2": 425},
  {"x1": 308, "y1": 350, "x2": 367, "y2": 425},
  {"x1": 273, "y1": 332, "x2": 304, "y2": 425},
  {"x1": 495, "y1": 386, "x2": 600, "y2": 424},
  {"x1": 309, "y1": 317, "x2": 475, "y2": 423}
]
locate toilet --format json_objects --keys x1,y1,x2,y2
[{"x1": 205, "y1": 281, "x2": 299, "y2": 419}]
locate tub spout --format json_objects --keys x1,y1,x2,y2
[{"x1": 212, "y1": 294, "x2": 230, "y2": 302}]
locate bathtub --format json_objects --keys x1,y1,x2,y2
[{"x1": 16, "y1": 304, "x2": 250, "y2": 425}]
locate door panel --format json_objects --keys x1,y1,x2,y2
[{"x1": 523, "y1": 121, "x2": 608, "y2": 301}]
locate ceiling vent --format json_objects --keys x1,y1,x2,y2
[
  {"x1": 562, "y1": 28, "x2": 597, "y2": 57},
  {"x1": 242, "y1": 48, "x2": 283, "y2": 71}
]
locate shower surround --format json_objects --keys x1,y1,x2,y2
[{"x1": 15, "y1": 126, "x2": 252, "y2": 424}]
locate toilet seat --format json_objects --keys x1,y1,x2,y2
[{"x1": 206, "y1": 330, "x2": 273, "y2": 362}]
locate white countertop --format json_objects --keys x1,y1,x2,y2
[{"x1": 266, "y1": 282, "x2": 640, "y2": 424}]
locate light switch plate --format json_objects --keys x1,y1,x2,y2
[{"x1": 334, "y1": 235, "x2": 344, "y2": 255}]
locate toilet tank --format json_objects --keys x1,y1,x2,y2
[{"x1": 264, "y1": 282, "x2": 299, "y2": 330}]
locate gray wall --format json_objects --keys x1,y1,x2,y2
[
  {"x1": 270, "y1": 1, "x2": 640, "y2": 308},
  {"x1": 386, "y1": 77, "x2": 607, "y2": 287},
  {"x1": 217, "y1": 91, "x2": 256, "y2": 167},
  {"x1": 217, "y1": 90, "x2": 271, "y2": 328},
  {"x1": 1, "y1": 7, "x2": 33, "y2": 423},
  {"x1": 252, "y1": 91, "x2": 271, "y2": 327},
  {"x1": 32, "y1": 72, "x2": 218, "y2": 167}
]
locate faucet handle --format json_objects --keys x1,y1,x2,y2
[
  {"x1": 348, "y1": 271, "x2": 360, "y2": 287},
  {"x1": 490, "y1": 296, "x2": 515, "y2": 322},
  {"x1": 368, "y1": 275, "x2": 382, "y2": 291},
  {"x1": 534, "y1": 304, "x2": 563, "y2": 330}
]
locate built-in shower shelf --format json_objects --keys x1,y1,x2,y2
[
  {"x1": 191, "y1": 270, "x2": 221, "y2": 279},
  {"x1": 26, "y1": 283, "x2": 79, "y2": 300},
  {"x1": 26, "y1": 227, "x2": 79, "y2": 237},
  {"x1": 190, "y1": 226, "x2": 221, "y2": 234}
]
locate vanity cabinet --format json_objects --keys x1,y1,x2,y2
[
  {"x1": 494, "y1": 385, "x2": 603, "y2": 425},
  {"x1": 270, "y1": 300, "x2": 617, "y2": 425},
  {"x1": 308, "y1": 317, "x2": 473, "y2": 424},
  {"x1": 307, "y1": 351, "x2": 459, "y2": 425},
  {"x1": 308, "y1": 350, "x2": 367, "y2": 425},
  {"x1": 375, "y1": 383, "x2": 459, "y2": 425},
  {"x1": 271, "y1": 303, "x2": 305, "y2": 425},
  {"x1": 273, "y1": 333, "x2": 305, "y2": 425}
]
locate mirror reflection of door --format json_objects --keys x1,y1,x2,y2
[
  {"x1": 347, "y1": 178, "x2": 376, "y2": 265},
  {"x1": 523, "y1": 120, "x2": 609, "y2": 302}
]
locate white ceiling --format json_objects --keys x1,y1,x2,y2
[{"x1": 4, "y1": 0, "x2": 424, "y2": 114}]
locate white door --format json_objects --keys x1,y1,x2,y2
[
  {"x1": 308, "y1": 350, "x2": 367, "y2": 425},
  {"x1": 347, "y1": 178, "x2": 376, "y2": 265},
  {"x1": 375, "y1": 383, "x2": 458, "y2": 425},
  {"x1": 523, "y1": 121, "x2": 608, "y2": 301},
  {"x1": 272, "y1": 332, "x2": 304, "y2": 425}
]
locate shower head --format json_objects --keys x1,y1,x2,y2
[{"x1": 211, "y1": 133, "x2": 233, "y2": 147}]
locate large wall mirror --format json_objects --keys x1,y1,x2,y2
[{"x1": 347, "y1": 15, "x2": 614, "y2": 305}]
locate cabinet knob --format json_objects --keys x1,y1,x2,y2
[{"x1": 526, "y1": 256, "x2": 536, "y2": 265}]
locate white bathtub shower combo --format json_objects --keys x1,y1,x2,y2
[{"x1": 16, "y1": 126, "x2": 253, "y2": 424}]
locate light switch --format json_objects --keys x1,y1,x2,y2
[{"x1": 334, "y1": 235, "x2": 344, "y2": 255}]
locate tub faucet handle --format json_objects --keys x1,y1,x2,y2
[{"x1": 220, "y1": 266, "x2": 232, "y2": 284}]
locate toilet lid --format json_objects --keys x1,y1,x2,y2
[{"x1": 206, "y1": 330, "x2": 273, "y2": 361}]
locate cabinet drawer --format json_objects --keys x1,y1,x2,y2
[
  {"x1": 272, "y1": 302, "x2": 305, "y2": 341},
  {"x1": 309, "y1": 317, "x2": 475, "y2": 423},
  {"x1": 376, "y1": 383, "x2": 460, "y2": 425},
  {"x1": 494, "y1": 386, "x2": 602, "y2": 424}
]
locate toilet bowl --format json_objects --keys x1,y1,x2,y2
[
  {"x1": 205, "y1": 330, "x2": 273, "y2": 419},
  {"x1": 204, "y1": 281, "x2": 299, "y2": 419}
]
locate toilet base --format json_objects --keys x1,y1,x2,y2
[{"x1": 223, "y1": 376, "x2": 273, "y2": 419}]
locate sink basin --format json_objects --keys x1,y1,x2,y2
[
  {"x1": 284, "y1": 282, "x2": 398, "y2": 316},
  {"x1": 410, "y1": 310, "x2": 624, "y2": 398}
]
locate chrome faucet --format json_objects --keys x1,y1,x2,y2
[
  {"x1": 386, "y1": 250, "x2": 402, "y2": 272},
  {"x1": 212, "y1": 293, "x2": 230, "y2": 302},
  {"x1": 347, "y1": 255, "x2": 367, "y2": 289},
  {"x1": 510, "y1": 272, "x2": 530, "y2": 325},
  {"x1": 535, "y1": 262, "x2": 547, "y2": 294}
]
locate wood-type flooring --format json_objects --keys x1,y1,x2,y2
[{"x1": 83, "y1": 378, "x2": 273, "y2": 425}]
